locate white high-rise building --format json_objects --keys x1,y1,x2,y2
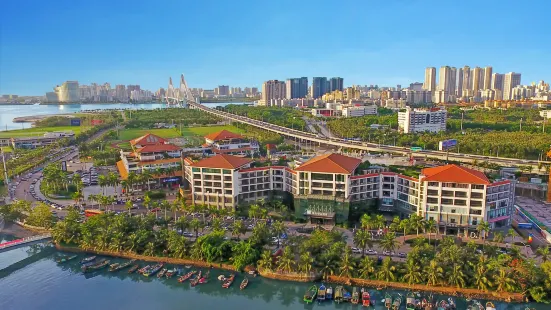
[
  {"x1": 55, "y1": 81, "x2": 79, "y2": 103},
  {"x1": 438, "y1": 66, "x2": 456, "y2": 102},
  {"x1": 423, "y1": 67, "x2": 436, "y2": 91},
  {"x1": 503, "y1": 72, "x2": 522, "y2": 100},
  {"x1": 398, "y1": 106, "x2": 447, "y2": 133},
  {"x1": 260, "y1": 80, "x2": 286, "y2": 106},
  {"x1": 483, "y1": 66, "x2": 493, "y2": 90}
]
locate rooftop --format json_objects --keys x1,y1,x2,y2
[
  {"x1": 190, "y1": 154, "x2": 253, "y2": 169},
  {"x1": 295, "y1": 153, "x2": 362, "y2": 174},
  {"x1": 204, "y1": 130, "x2": 244, "y2": 141},
  {"x1": 130, "y1": 133, "x2": 168, "y2": 146},
  {"x1": 135, "y1": 144, "x2": 181, "y2": 153},
  {"x1": 421, "y1": 164, "x2": 490, "y2": 185}
]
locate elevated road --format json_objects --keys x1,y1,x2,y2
[{"x1": 188, "y1": 102, "x2": 549, "y2": 167}]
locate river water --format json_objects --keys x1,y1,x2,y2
[
  {"x1": 0, "y1": 102, "x2": 243, "y2": 131},
  {"x1": 0, "y1": 240, "x2": 544, "y2": 310}
]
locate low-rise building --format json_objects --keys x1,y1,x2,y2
[
  {"x1": 398, "y1": 106, "x2": 447, "y2": 133},
  {"x1": 10, "y1": 131, "x2": 75, "y2": 149},
  {"x1": 202, "y1": 130, "x2": 259, "y2": 156}
]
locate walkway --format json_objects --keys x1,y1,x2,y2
[{"x1": 0, "y1": 234, "x2": 52, "y2": 253}]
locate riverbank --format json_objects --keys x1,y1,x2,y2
[
  {"x1": 1, "y1": 222, "x2": 38, "y2": 239},
  {"x1": 12, "y1": 114, "x2": 77, "y2": 123}
]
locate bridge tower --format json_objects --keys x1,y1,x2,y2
[{"x1": 165, "y1": 74, "x2": 197, "y2": 108}]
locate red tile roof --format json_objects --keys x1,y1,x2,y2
[
  {"x1": 136, "y1": 144, "x2": 181, "y2": 153},
  {"x1": 295, "y1": 153, "x2": 362, "y2": 174},
  {"x1": 204, "y1": 130, "x2": 243, "y2": 141},
  {"x1": 130, "y1": 133, "x2": 168, "y2": 146},
  {"x1": 191, "y1": 154, "x2": 253, "y2": 169},
  {"x1": 421, "y1": 164, "x2": 490, "y2": 185}
]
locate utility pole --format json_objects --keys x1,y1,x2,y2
[
  {"x1": 1, "y1": 147, "x2": 10, "y2": 199},
  {"x1": 460, "y1": 112, "x2": 464, "y2": 132}
]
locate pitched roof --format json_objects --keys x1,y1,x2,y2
[
  {"x1": 130, "y1": 133, "x2": 167, "y2": 146},
  {"x1": 294, "y1": 153, "x2": 362, "y2": 174},
  {"x1": 204, "y1": 130, "x2": 244, "y2": 141},
  {"x1": 191, "y1": 154, "x2": 253, "y2": 169},
  {"x1": 421, "y1": 164, "x2": 490, "y2": 185},
  {"x1": 135, "y1": 144, "x2": 181, "y2": 153}
]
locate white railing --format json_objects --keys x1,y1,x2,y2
[{"x1": 0, "y1": 234, "x2": 51, "y2": 250}]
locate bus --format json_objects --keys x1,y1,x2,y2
[
  {"x1": 84, "y1": 209, "x2": 104, "y2": 217},
  {"x1": 410, "y1": 147, "x2": 423, "y2": 152}
]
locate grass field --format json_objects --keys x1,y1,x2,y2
[
  {"x1": 118, "y1": 128, "x2": 182, "y2": 140},
  {"x1": 180, "y1": 125, "x2": 244, "y2": 137},
  {"x1": 0, "y1": 126, "x2": 90, "y2": 138}
]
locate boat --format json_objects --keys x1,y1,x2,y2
[
  {"x1": 128, "y1": 264, "x2": 140, "y2": 274},
  {"x1": 343, "y1": 287, "x2": 352, "y2": 302},
  {"x1": 165, "y1": 268, "x2": 177, "y2": 278},
  {"x1": 218, "y1": 275, "x2": 226, "y2": 281},
  {"x1": 407, "y1": 292, "x2": 417, "y2": 310},
  {"x1": 334, "y1": 286, "x2": 344, "y2": 303},
  {"x1": 385, "y1": 293, "x2": 393, "y2": 309},
  {"x1": 157, "y1": 268, "x2": 167, "y2": 278},
  {"x1": 109, "y1": 263, "x2": 120, "y2": 271},
  {"x1": 222, "y1": 274, "x2": 235, "y2": 288},
  {"x1": 185, "y1": 265, "x2": 192, "y2": 269},
  {"x1": 143, "y1": 263, "x2": 163, "y2": 277},
  {"x1": 137, "y1": 265, "x2": 151, "y2": 275},
  {"x1": 437, "y1": 300, "x2": 448, "y2": 310},
  {"x1": 448, "y1": 298, "x2": 456, "y2": 310},
  {"x1": 199, "y1": 270, "x2": 210, "y2": 284},
  {"x1": 351, "y1": 287, "x2": 360, "y2": 304},
  {"x1": 56, "y1": 255, "x2": 77, "y2": 263},
  {"x1": 392, "y1": 296, "x2": 402, "y2": 310},
  {"x1": 326, "y1": 286, "x2": 333, "y2": 300},
  {"x1": 362, "y1": 290, "x2": 371, "y2": 307},
  {"x1": 317, "y1": 284, "x2": 326, "y2": 302},
  {"x1": 240, "y1": 277, "x2": 249, "y2": 290},
  {"x1": 485, "y1": 302, "x2": 496, "y2": 310},
  {"x1": 178, "y1": 270, "x2": 196, "y2": 283},
  {"x1": 303, "y1": 285, "x2": 318, "y2": 304},
  {"x1": 110, "y1": 259, "x2": 136, "y2": 272},
  {"x1": 82, "y1": 259, "x2": 109, "y2": 273},
  {"x1": 80, "y1": 256, "x2": 96, "y2": 264}
]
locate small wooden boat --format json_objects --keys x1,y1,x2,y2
[
  {"x1": 317, "y1": 284, "x2": 326, "y2": 301},
  {"x1": 437, "y1": 300, "x2": 448, "y2": 310},
  {"x1": 385, "y1": 293, "x2": 392, "y2": 309},
  {"x1": 485, "y1": 302, "x2": 496, "y2": 310},
  {"x1": 240, "y1": 277, "x2": 249, "y2": 290},
  {"x1": 82, "y1": 259, "x2": 109, "y2": 273},
  {"x1": 80, "y1": 256, "x2": 96, "y2": 264},
  {"x1": 128, "y1": 264, "x2": 140, "y2": 274},
  {"x1": 178, "y1": 270, "x2": 196, "y2": 283},
  {"x1": 326, "y1": 286, "x2": 333, "y2": 300},
  {"x1": 110, "y1": 259, "x2": 136, "y2": 272},
  {"x1": 199, "y1": 270, "x2": 210, "y2": 284},
  {"x1": 143, "y1": 263, "x2": 163, "y2": 277},
  {"x1": 218, "y1": 275, "x2": 226, "y2": 281},
  {"x1": 222, "y1": 274, "x2": 235, "y2": 288},
  {"x1": 392, "y1": 296, "x2": 402, "y2": 310},
  {"x1": 342, "y1": 287, "x2": 352, "y2": 302},
  {"x1": 190, "y1": 270, "x2": 202, "y2": 287},
  {"x1": 407, "y1": 292, "x2": 416, "y2": 310},
  {"x1": 303, "y1": 285, "x2": 318, "y2": 304},
  {"x1": 56, "y1": 255, "x2": 77, "y2": 263},
  {"x1": 109, "y1": 263, "x2": 120, "y2": 271},
  {"x1": 165, "y1": 268, "x2": 177, "y2": 278},
  {"x1": 351, "y1": 287, "x2": 360, "y2": 304},
  {"x1": 137, "y1": 265, "x2": 150, "y2": 275},
  {"x1": 157, "y1": 268, "x2": 167, "y2": 278},
  {"x1": 334, "y1": 286, "x2": 343, "y2": 303},
  {"x1": 362, "y1": 290, "x2": 371, "y2": 307}
]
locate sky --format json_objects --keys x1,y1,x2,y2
[{"x1": 1, "y1": 0, "x2": 550, "y2": 95}]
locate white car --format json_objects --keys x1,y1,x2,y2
[
  {"x1": 351, "y1": 247, "x2": 362, "y2": 254},
  {"x1": 366, "y1": 249, "x2": 377, "y2": 255}
]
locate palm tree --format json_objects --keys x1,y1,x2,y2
[
  {"x1": 189, "y1": 218, "x2": 203, "y2": 239},
  {"x1": 211, "y1": 218, "x2": 223, "y2": 231},
  {"x1": 373, "y1": 214, "x2": 385, "y2": 229},
  {"x1": 399, "y1": 218, "x2": 410, "y2": 242},
  {"x1": 425, "y1": 260, "x2": 443, "y2": 286},
  {"x1": 493, "y1": 268, "x2": 515, "y2": 292},
  {"x1": 477, "y1": 221, "x2": 491, "y2": 242},
  {"x1": 353, "y1": 229, "x2": 371, "y2": 257},
  {"x1": 473, "y1": 264, "x2": 492, "y2": 291},
  {"x1": 410, "y1": 214, "x2": 424, "y2": 235},
  {"x1": 140, "y1": 169, "x2": 153, "y2": 191},
  {"x1": 507, "y1": 228, "x2": 516, "y2": 243},
  {"x1": 380, "y1": 232, "x2": 399, "y2": 258},
  {"x1": 232, "y1": 220, "x2": 246, "y2": 240},
  {"x1": 447, "y1": 264, "x2": 466, "y2": 288},
  {"x1": 98, "y1": 175, "x2": 108, "y2": 195},
  {"x1": 258, "y1": 249, "x2": 273, "y2": 271},
  {"x1": 425, "y1": 218, "x2": 438, "y2": 245},
  {"x1": 248, "y1": 204, "x2": 260, "y2": 222},
  {"x1": 277, "y1": 247, "x2": 295, "y2": 273},
  {"x1": 271, "y1": 220, "x2": 286, "y2": 247},
  {"x1": 376, "y1": 257, "x2": 396, "y2": 282},
  {"x1": 358, "y1": 256, "x2": 375, "y2": 279},
  {"x1": 536, "y1": 246, "x2": 550, "y2": 262},
  {"x1": 170, "y1": 200, "x2": 180, "y2": 220},
  {"x1": 493, "y1": 232, "x2": 504, "y2": 244},
  {"x1": 125, "y1": 200, "x2": 133, "y2": 214},
  {"x1": 339, "y1": 247, "x2": 355, "y2": 278},
  {"x1": 360, "y1": 213, "x2": 372, "y2": 231},
  {"x1": 107, "y1": 172, "x2": 119, "y2": 197},
  {"x1": 298, "y1": 251, "x2": 314, "y2": 277},
  {"x1": 402, "y1": 258, "x2": 423, "y2": 285},
  {"x1": 320, "y1": 259, "x2": 336, "y2": 281}
]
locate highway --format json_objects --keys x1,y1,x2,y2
[{"x1": 189, "y1": 102, "x2": 549, "y2": 167}]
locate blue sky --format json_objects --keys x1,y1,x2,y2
[{"x1": 1, "y1": 0, "x2": 550, "y2": 95}]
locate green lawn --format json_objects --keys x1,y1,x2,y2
[
  {"x1": 0, "y1": 126, "x2": 90, "y2": 138},
  {"x1": 117, "y1": 126, "x2": 245, "y2": 146},
  {"x1": 118, "y1": 128, "x2": 182, "y2": 140},
  {"x1": 0, "y1": 146, "x2": 13, "y2": 153},
  {"x1": 180, "y1": 125, "x2": 244, "y2": 137}
]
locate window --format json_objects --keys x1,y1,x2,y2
[
  {"x1": 336, "y1": 174, "x2": 344, "y2": 182},
  {"x1": 202, "y1": 168, "x2": 221, "y2": 174},
  {"x1": 192, "y1": 168, "x2": 200, "y2": 172},
  {"x1": 223, "y1": 169, "x2": 231, "y2": 174},
  {"x1": 311, "y1": 173, "x2": 333, "y2": 181},
  {"x1": 428, "y1": 182, "x2": 439, "y2": 187},
  {"x1": 472, "y1": 184, "x2": 485, "y2": 190}
]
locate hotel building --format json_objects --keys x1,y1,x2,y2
[
  {"x1": 398, "y1": 106, "x2": 447, "y2": 133},
  {"x1": 202, "y1": 130, "x2": 259, "y2": 156},
  {"x1": 184, "y1": 153, "x2": 514, "y2": 230}
]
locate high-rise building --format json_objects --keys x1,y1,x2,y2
[
  {"x1": 216, "y1": 85, "x2": 229, "y2": 96},
  {"x1": 398, "y1": 107, "x2": 447, "y2": 133},
  {"x1": 261, "y1": 80, "x2": 286, "y2": 105},
  {"x1": 483, "y1": 66, "x2": 493, "y2": 90},
  {"x1": 115, "y1": 85, "x2": 127, "y2": 101},
  {"x1": 285, "y1": 77, "x2": 308, "y2": 99},
  {"x1": 55, "y1": 81, "x2": 79, "y2": 103},
  {"x1": 460, "y1": 66, "x2": 471, "y2": 97},
  {"x1": 312, "y1": 77, "x2": 328, "y2": 99},
  {"x1": 471, "y1": 67, "x2": 483, "y2": 92},
  {"x1": 457, "y1": 68, "x2": 463, "y2": 98},
  {"x1": 438, "y1": 66, "x2": 456, "y2": 102},
  {"x1": 423, "y1": 67, "x2": 436, "y2": 91},
  {"x1": 503, "y1": 72, "x2": 521, "y2": 100},
  {"x1": 491, "y1": 73, "x2": 504, "y2": 92},
  {"x1": 329, "y1": 77, "x2": 344, "y2": 92}
]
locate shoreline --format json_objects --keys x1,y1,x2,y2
[
  {"x1": 1, "y1": 222, "x2": 39, "y2": 239},
  {"x1": 55, "y1": 243, "x2": 525, "y2": 303}
]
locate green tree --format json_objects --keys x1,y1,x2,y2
[
  {"x1": 402, "y1": 258, "x2": 423, "y2": 285},
  {"x1": 493, "y1": 268, "x2": 515, "y2": 292},
  {"x1": 353, "y1": 229, "x2": 371, "y2": 257},
  {"x1": 232, "y1": 241, "x2": 259, "y2": 271},
  {"x1": 339, "y1": 247, "x2": 355, "y2": 278},
  {"x1": 189, "y1": 218, "x2": 204, "y2": 239},
  {"x1": 380, "y1": 232, "x2": 399, "y2": 257},
  {"x1": 231, "y1": 220, "x2": 246, "y2": 240},
  {"x1": 277, "y1": 246, "x2": 295, "y2": 273},
  {"x1": 298, "y1": 251, "x2": 314, "y2": 276},
  {"x1": 377, "y1": 257, "x2": 396, "y2": 282},
  {"x1": 358, "y1": 256, "x2": 375, "y2": 279},
  {"x1": 271, "y1": 220, "x2": 286, "y2": 247},
  {"x1": 447, "y1": 264, "x2": 466, "y2": 288},
  {"x1": 425, "y1": 260, "x2": 443, "y2": 286},
  {"x1": 536, "y1": 246, "x2": 550, "y2": 263},
  {"x1": 25, "y1": 203, "x2": 55, "y2": 229},
  {"x1": 399, "y1": 218, "x2": 410, "y2": 242},
  {"x1": 473, "y1": 264, "x2": 492, "y2": 291},
  {"x1": 258, "y1": 249, "x2": 273, "y2": 271}
]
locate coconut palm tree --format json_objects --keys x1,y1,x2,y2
[
  {"x1": 140, "y1": 169, "x2": 154, "y2": 191},
  {"x1": 447, "y1": 264, "x2": 466, "y2": 288},
  {"x1": 360, "y1": 213, "x2": 372, "y2": 231},
  {"x1": 477, "y1": 221, "x2": 491, "y2": 242},
  {"x1": 402, "y1": 258, "x2": 423, "y2": 285},
  {"x1": 376, "y1": 257, "x2": 396, "y2": 282},
  {"x1": 258, "y1": 249, "x2": 273, "y2": 271},
  {"x1": 232, "y1": 220, "x2": 246, "y2": 240},
  {"x1": 473, "y1": 264, "x2": 492, "y2": 291},
  {"x1": 248, "y1": 204, "x2": 260, "y2": 222},
  {"x1": 277, "y1": 247, "x2": 295, "y2": 273},
  {"x1": 298, "y1": 251, "x2": 314, "y2": 277},
  {"x1": 271, "y1": 220, "x2": 286, "y2": 247},
  {"x1": 320, "y1": 259, "x2": 336, "y2": 281},
  {"x1": 353, "y1": 229, "x2": 371, "y2": 257},
  {"x1": 373, "y1": 214, "x2": 385, "y2": 229},
  {"x1": 399, "y1": 218, "x2": 410, "y2": 242},
  {"x1": 409, "y1": 214, "x2": 424, "y2": 236},
  {"x1": 536, "y1": 246, "x2": 550, "y2": 262},
  {"x1": 339, "y1": 247, "x2": 355, "y2": 278},
  {"x1": 380, "y1": 232, "x2": 399, "y2": 258},
  {"x1": 170, "y1": 199, "x2": 180, "y2": 220},
  {"x1": 358, "y1": 256, "x2": 375, "y2": 279},
  {"x1": 493, "y1": 268, "x2": 515, "y2": 292},
  {"x1": 425, "y1": 260, "x2": 443, "y2": 286},
  {"x1": 125, "y1": 200, "x2": 133, "y2": 214},
  {"x1": 493, "y1": 232, "x2": 504, "y2": 243},
  {"x1": 507, "y1": 228, "x2": 516, "y2": 243},
  {"x1": 98, "y1": 175, "x2": 108, "y2": 195}
]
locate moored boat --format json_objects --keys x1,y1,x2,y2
[
  {"x1": 407, "y1": 292, "x2": 416, "y2": 310},
  {"x1": 362, "y1": 290, "x2": 371, "y2": 307},
  {"x1": 334, "y1": 286, "x2": 343, "y2": 303},
  {"x1": 326, "y1": 286, "x2": 333, "y2": 300},
  {"x1": 178, "y1": 270, "x2": 196, "y2": 283},
  {"x1": 111, "y1": 259, "x2": 135, "y2": 272},
  {"x1": 80, "y1": 256, "x2": 96, "y2": 265},
  {"x1": 157, "y1": 268, "x2": 167, "y2": 278},
  {"x1": 392, "y1": 296, "x2": 402, "y2": 310},
  {"x1": 303, "y1": 285, "x2": 318, "y2": 304},
  {"x1": 82, "y1": 259, "x2": 109, "y2": 273},
  {"x1": 190, "y1": 270, "x2": 202, "y2": 287},
  {"x1": 342, "y1": 286, "x2": 352, "y2": 302},
  {"x1": 143, "y1": 263, "x2": 163, "y2": 277},
  {"x1": 317, "y1": 284, "x2": 326, "y2": 301},
  {"x1": 109, "y1": 263, "x2": 120, "y2": 272},
  {"x1": 137, "y1": 265, "x2": 151, "y2": 275},
  {"x1": 240, "y1": 277, "x2": 249, "y2": 290},
  {"x1": 437, "y1": 300, "x2": 448, "y2": 310},
  {"x1": 165, "y1": 268, "x2": 177, "y2": 278},
  {"x1": 128, "y1": 264, "x2": 140, "y2": 274},
  {"x1": 56, "y1": 255, "x2": 77, "y2": 263},
  {"x1": 199, "y1": 270, "x2": 210, "y2": 284},
  {"x1": 485, "y1": 302, "x2": 496, "y2": 310},
  {"x1": 385, "y1": 293, "x2": 392, "y2": 309},
  {"x1": 351, "y1": 287, "x2": 359, "y2": 304},
  {"x1": 222, "y1": 274, "x2": 235, "y2": 288}
]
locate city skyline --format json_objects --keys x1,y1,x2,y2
[{"x1": 1, "y1": 0, "x2": 550, "y2": 95}]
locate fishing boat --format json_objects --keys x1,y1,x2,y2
[
  {"x1": 82, "y1": 259, "x2": 109, "y2": 273},
  {"x1": 128, "y1": 264, "x2": 140, "y2": 274},
  {"x1": 437, "y1": 300, "x2": 449, "y2": 310},
  {"x1": 143, "y1": 263, "x2": 163, "y2": 277},
  {"x1": 448, "y1": 298, "x2": 456, "y2": 310},
  {"x1": 326, "y1": 286, "x2": 333, "y2": 300},
  {"x1": 303, "y1": 285, "x2": 318, "y2": 304},
  {"x1": 485, "y1": 302, "x2": 496, "y2": 310},
  {"x1": 165, "y1": 268, "x2": 177, "y2": 278},
  {"x1": 351, "y1": 287, "x2": 360, "y2": 304},
  {"x1": 109, "y1": 263, "x2": 121, "y2": 271},
  {"x1": 185, "y1": 265, "x2": 192, "y2": 269},
  {"x1": 157, "y1": 268, "x2": 167, "y2": 278},
  {"x1": 80, "y1": 256, "x2": 96, "y2": 264},
  {"x1": 392, "y1": 296, "x2": 402, "y2": 310},
  {"x1": 334, "y1": 286, "x2": 343, "y2": 303},
  {"x1": 240, "y1": 277, "x2": 249, "y2": 290},
  {"x1": 343, "y1": 287, "x2": 352, "y2": 302},
  {"x1": 317, "y1": 284, "x2": 326, "y2": 302},
  {"x1": 218, "y1": 275, "x2": 226, "y2": 281},
  {"x1": 137, "y1": 265, "x2": 150, "y2": 275},
  {"x1": 110, "y1": 259, "x2": 136, "y2": 272},
  {"x1": 407, "y1": 292, "x2": 417, "y2": 310},
  {"x1": 199, "y1": 270, "x2": 210, "y2": 284},
  {"x1": 56, "y1": 255, "x2": 77, "y2": 263},
  {"x1": 362, "y1": 290, "x2": 371, "y2": 307},
  {"x1": 190, "y1": 270, "x2": 202, "y2": 287},
  {"x1": 385, "y1": 293, "x2": 393, "y2": 309},
  {"x1": 222, "y1": 274, "x2": 235, "y2": 288},
  {"x1": 178, "y1": 270, "x2": 196, "y2": 283}
]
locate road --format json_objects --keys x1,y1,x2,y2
[{"x1": 190, "y1": 102, "x2": 547, "y2": 167}]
